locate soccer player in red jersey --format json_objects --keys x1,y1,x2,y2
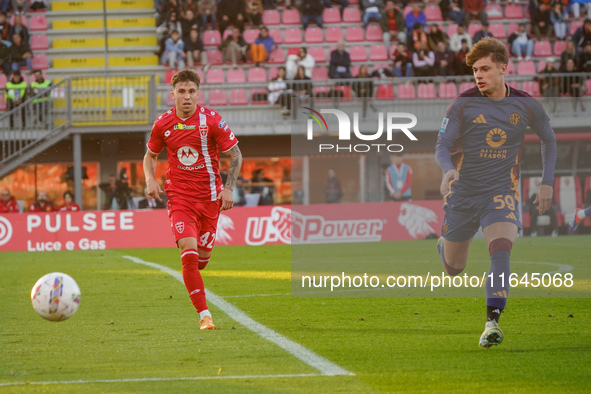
[
  {"x1": 29, "y1": 191, "x2": 57, "y2": 212},
  {"x1": 58, "y1": 190, "x2": 81, "y2": 211},
  {"x1": 0, "y1": 188, "x2": 20, "y2": 213},
  {"x1": 143, "y1": 69, "x2": 243, "y2": 330}
]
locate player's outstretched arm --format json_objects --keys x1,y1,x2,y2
[
  {"x1": 440, "y1": 169, "x2": 459, "y2": 195},
  {"x1": 218, "y1": 144, "x2": 243, "y2": 211},
  {"x1": 143, "y1": 150, "x2": 163, "y2": 202}
]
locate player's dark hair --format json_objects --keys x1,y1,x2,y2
[
  {"x1": 465, "y1": 37, "x2": 508, "y2": 67},
  {"x1": 171, "y1": 68, "x2": 201, "y2": 89}
]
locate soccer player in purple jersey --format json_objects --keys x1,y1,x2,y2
[{"x1": 435, "y1": 38, "x2": 557, "y2": 348}]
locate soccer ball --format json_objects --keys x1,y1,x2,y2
[{"x1": 31, "y1": 272, "x2": 81, "y2": 321}]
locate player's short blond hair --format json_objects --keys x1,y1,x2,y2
[
  {"x1": 171, "y1": 68, "x2": 201, "y2": 89},
  {"x1": 465, "y1": 37, "x2": 508, "y2": 68}
]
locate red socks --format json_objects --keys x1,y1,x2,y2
[
  {"x1": 180, "y1": 249, "x2": 207, "y2": 313},
  {"x1": 198, "y1": 256, "x2": 210, "y2": 270}
]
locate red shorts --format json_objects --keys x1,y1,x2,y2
[{"x1": 167, "y1": 199, "x2": 221, "y2": 251}]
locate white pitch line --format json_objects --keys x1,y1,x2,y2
[
  {"x1": 122, "y1": 255, "x2": 354, "y2": 377},
  {"x1": 222, "y1": 292, "x2": 291, "y2": 298},
  {"x1": 0, "y1": 373, "x2": 321, "y2": 387}
]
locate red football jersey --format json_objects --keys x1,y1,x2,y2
[{"x1": 147, "y1": 106, "x2": 238, "y2": 202}]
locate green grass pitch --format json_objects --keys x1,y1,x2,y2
[{"x1": 1, "y1": 236, "x2": 590, "y2": 393}]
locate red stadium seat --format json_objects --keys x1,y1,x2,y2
[
  {"x1": 308, "y1": 46, "x2": 326, "y2": 63},
  {"x1": 0, "y1": 73, "x2": 6, "y2": 89},
  {"x1": 458, "y1": 81, "x2": 473, "y2": 93},
  {"x1": 262, "y1": 9, "x2": 280, "y2": 25},
  {"x1": 397, "y1": 83, "x2": 415, "y2": 98},
  {"x1": 521, "y1": 80, "x2": 541, "y2": 97},
  {"x1": 489, "y1": 23, "x2": 507, "y2": 39},
  {"x1": 248, "y1": 67, "x2": 267, "y2": 82},
  {"x1": 311, "y1": 66, "x2": 328, "y2": 80},
  {"x1": 229, "y1": 89, "x2": 248, "y2": 105},
  {"x1": 9, "y1": 15, "x2": 27, "y2": 26},
  {"x1": 505, "y1": 60, "x2": 515, "y2": 75},
  {"x1": 269, "y1": 67, "x2": 278, "y2": 79},
  {"x1": 504, "y1": 4, "x2": 523, "y2": 19},
  {"x1": 349, "y1": 46, "x2": 367, "y2": 62},
  {"x1": 438, "y1": 82, "x2": 457, "y2": 98},
  {"x1": 506, "y1": 80, "x2": 520, "y2": 90},
  {"x1": 284, "y1": 27, "x2": 302, "y2": 44},
  {"x1": 268, "y1": 28, "x2": 282, "y2": 44},
  {"x1": 570, "y1": 20, "x2": 583, "y2": 36},
  {"x1": 417, "y1": 83, "x2": 436, "y2": 98},
  {"x1": 208, "y1": 89, "x2": 227, "y2": 106},
  {"x1": 537, "y1": 60, "x2": 547, "y2": 73},
  {"x1": 343, "y1": 7, "x2": 361, "y2": 23},
  {"x1": 227, "y1": 68, "x2": 246, "y2": 83},
  {"x1": 222, "y1": 29, "x2": 232, "y2": 40},
  {"x1": 365, "y1": 24, "x2": 382, "y2": 42},
  {"x1": 31, "y1": 54, "x2": 48, "y2": 69},
  {"x1": 349, "y1": 0, "x2": 358, "y2": 4},
  {"x1": 369, "y1": 44, "x2": 388, "y2": 61},
  {"x1": 195, "y1": 68, "x2": 204, "y2": 82},
  {"x1": 325, "y1": 26, "x2": 343, "y2": 43},
  {"x1": 533, "y1": 40, "x2": 552, "y2": 57},
  {"x1": 203, "y1": 30, "x2": 222, "y2": 47},
  {"x1": 351, "y1": 64, "x2": 360, "y2": 76},
  {"x1": 553, "y1": 40, "x2": 567, "y2": 56},
  {"x1": 29, "y1": 14, "x2": 47, "y2": 30},
  {"x1": 424, "y1": 5, "x2": 443, "y2": 21},
  {"x1": 507, "y1": 23, "x2": 519, "y2": 36},
  {"x1": 268, "y1": 49, "x2": 285, "y2": 64},
  {"x1": 206, "y1": 68, "x2": 225, "y2": 84},
  {"x1": 485, "y1": 4, "x2": 503, "y2": 19},
  {"x1": 333, "y1": 85, "x2": 352, "y2": 101},
  {"x1": 282, "y1": 8, "x2": 301, "y2": 24},
  {"x1": 345, "y1": 26, "x2": 364, "y2": 42},
  {"x1": 206, "y1": 49, "x2": 223, "y2": 65},
  {"x1": 30, "y1": 34, "x2": 49, "y2": 50},
  {"x1": 251, "y1": 88, "x2": 268, "y2": 104},
  {"x1": 164, "y1": 69, "x2": 178, "y2": 84},
  {"x1": 323, "y1": 7, "x2": 341, "y2": 24},
  {"x1": 304, "y1": 27, "x2": 323, "y2": 44},
  {"x1": 517, "y1": 60, "x2": 535, "y2": 75},
  {"x1": 446, "y1": 23, "x2": 457, "y2": 37},
  {"x1": 243, "y1": 29, "x2": 260, "y2": 45},
  {"x1": 467, "y1": 23, "x2": 479, "y2": 37}
]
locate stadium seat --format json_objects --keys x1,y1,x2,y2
[
  {"x1": 586, "y1": 79, "x2": 591, "y2": 96},
  {"x1": 504, "y1": 4, "x2": 524, "y2": 19},
  {"x1": 438, "y1": 82, "x2": 457, "y2": 98},
  {"x1": 467, "y1": 23, "x2": 479, "y2": 37},
  {"x1": 343, "y1": 7, "x2": 361, "y2": 23},
  {"x1": 268, "y1": 28, "x2": 282, "y2": 44},
  {"x1": 351, "y1": 64, "x2": 360, "y2": 76},
  {"x1": 165, "y1": 91, "x2": 175, "y2": 107},
  {"x1": 397, "y1": 83, "x2": 415, "y2": 98},
  {"x1": 424, "y1": 5, "x2": 443, "y2": 21},
  {"x1": 282, "y1": 8, "x2": 301, "y2": 24},
  {"x1": 489, "y1": 23, "x2": 507, "y2": 39},
  {"x1": 349, "y1": 0, "x2": 358, "y2": 4},
  {"x1": 507, "y1": 22, "x2": 519, "y2": 36},
  {"x1": 553, "y1": 40, "x2": 567, "y2": 57},
  {"x1": 206, "y1": 68, "x2": 225, "y2": 84},
  {"x1": 304, "y1": 27, "x2": 323, "y2": 44},
  {"x1": 311, "y1": 66, "x2": 328, "y2": 80},
  {"x1": 227, "y1": 68, "x2": 246, "y2": 83},
  {"x1": 417, "y1": 83, "x2": 436, "y2": 98},
  {"x1": 506, "y1": 60, "x2": 515, "y2": 75},
  {"x1": 506, "y1": 80, "x2": 520, "y2": 90},
  {"x1": 262, "y1": 9, "x2": 280, "y2": 25},
  {"x1": 208, "y1": 89, "x2": 227, "y2": 106},
  {"x1": 248, "y1": 67, "x2": 267, "y2": 82},
  {"x1": 537, "y1": 60, "x2": 547, "y2": 72},
  {"x1": 308, "y1": 46, "x2": 326, "y2": 63},
  {"x1": 534, "y1": 41, "x2": 552, "y2": 57},
  {"x1": 268, "y1": 49, "x2": 286, "y2": 64},
  {"x1": 229, "y1": 89, "x2": 248, "y2": 105},
  {"x1": 458, "y1": 81, "x2": 473, "y2": 93},
  {"x1": 206, "y1": 49, "x2": 223, "y2": 65},
  {"x1": 203, "y1": 30, "x2": 222, "y2": 47},
  {"x1": 345, "y1": 26, "x2": 364, "y2": 42},
  {"x1": 251, "y1": 88, "x2": 268, "y2": 104},
  {"x1": 284, "y1": 28, "x2": 302, "y2": 44},
  {"x1": 349, "y1": 46, "x2": 367, "y2": 62},
  {"x1": 325, "y1": 26, "x2": 343, "y2": 43},
  {"x1": 485, "y1": 4, "x2": 503, "y2": 19},
  {"x1": 164, "y1": 69, "x2": 178, "y2": 84},
  {"x1": 222, "y1": 29, "x2": 232, "y2": 40},
  {"x1": 365, "y1": 24, "x2": 382, "y2": 42},
  {"x1": 517, "y1": 60, "x2": 536, "y2": 75},
  {"x1": 403, "y1": 5, "x2": 412, "y2": 16},
  {"x1": 323, "y1": 8, "x2": 341, "y2": 23},
  {"x1": 313, "y1": 85, "x2": 332, "y2": 100},
  {"x1": 372, "y1": 63, "x2": 390, "y2": 72},
  {"x1": 9, "y1": 15, "x2": 27, "y2": 26},
  {"x1": 0, "y1": 73, "x2": 6, "y2": 89},
  {"x1": 446, "y1": 23, "x2": 457, "y2": 37},
  {"x1": 376, "y1": 84, "x2": 394, "y2": 100},
  {"x1": 243, "y1": 29, "x2": 260, "y2": 45},
  {"x1": 369, "y1": 45, "x2": 388, "y2": 61},
  {"x1": 269, "y1": 67, "x2": 278, "y2": 79},
  {"x1": 29, "y1": 14, "x2": 47, "y2": 30},
  {"x1": 31, "y1": 54, "x2": 48, "y2": 69},
  {"x1": 570, "y1": 20, "x2": 583, "y2": 36},
  {"x1": 521, "y1": 80, "x2": 541, "y2": 97},
  {"x1": 195, "y1": 68, "x2": 204, "y2": 83},
  {"x1": 30, "y1": 34, "x2": 49, "y2": 50}
]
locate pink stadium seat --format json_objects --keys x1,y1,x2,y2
[
  {"x1": 376, "y1": 84, "x2": 394, "y2": 100},
  {"x1": 284, "y1": 28, "x2": 302, "y2": 44},
  {"x1": 164, "y1": 69, "x2": 178, "y2": 84},
  {"x1": 227, "y1": 68, "x2": 246, "y2": 83},
  {"x1": 0, "y1": 73, "x2": 7, "y2": 89},
  {"x1": 345, "y1": 26, "x2": 364, "y2": 42},
  {"x1": 325, "y1": 26, "x2": 343, "y2": 43},
  {"x1": 206, "y1": 49, "x2": 223, "y2": 65},
  {"x1": 311, "y1": 66, "x2": 328, "y2": 80},
  {"x1": 209, "y1": 89, "x2": 227, "y2": 106},
  {"x1": 229, "y1": 89, "x2": 248, "y2": 105},
  {"x1": 282, "y1": 8, "x2": 301, "y2": 24},
  {"x1": 438, "y1": 82, "x2": 457, "y2": 98},
  {"x1": 243, "y1": 29, "x2": 260, "y2": 45},
  {"x1": 343, "y1": 7, "x2": 361, "y2": 23},
  {"x1": 369, "y1": 45, "x2": 388, "y2": 61},
  {"x1": 304, "y1": 27, "x2": 323, "y2": 44},
  {"x1": 351, "y1": 64, "x2": 360, "y2": 76},
  {"x1": 268, "y1": 28, "x2": 282, "y2": 44},
  {"x1": 417, "y1": 83, "x2": 436, "y2": 98},
  {"x1": 308, "y1": 46, "x2": 326, "y2": 63},
  {"x1": 251, "y1": 88, "x2": 268, "y2": 104},
  {"x1": 206, "y1": 68, "x2": 225, "y2": 84},
  {"x1": 0, "y1": 93, "x2": 5, "y2": 111},
  {"x1": 586, "y1": 79, "x2": 591, "y2": 95},
  {"x1": 553, "y1": 40, "x2": 567, "y2": 56},
  {"x1": 485, "y1": 4, "x2": 503, "y2": 19},
  {"x1": 166, "y1": 91, "x2": 175, "y2": 107},
  {"x1": 506, "y1": 60, "x2": 515, "y2": 75},
  {"x1": 506, "y1": 81, "x2": 520, "y2": 90},
  {"x1": 533, "y1": 40, "x2": 552, "y2": 57},
  {"x1": 203, "y1": 30, "x2": 222, "y2": 47},
  {"x1": 467, "y1": 23, "x2": 479, "y2": 37},
  {"x1": 333, "y1": 85, "x2": 352, "y2": 101},
  {"x1": 262, "y1": 9, "x2": 280, "y2": 25},
  {"x1": 31, "y1": 54, "x2": 48, "y2": 69},
  {"x1": 504, "y1": 4, "x2": 524, "y2": 19},
  {"x1": 365, "y1": 24, "x2": 382, "y2": 42},
  {"x1": 397, "y1": 84, "x2": 416, "y2": 99},
  {"x1": 521, "y1": 80, "x2": 541, "y2": 97},
  {"x1": 537, "y1": 60, "x2": 547, "y2": 72},
  {"x1": 9, "y1": 15, "x2": 27, "y2": 26},
  {"x1": 195, "y1": 68, "x2": 204, "y2": 82},
  {"x1": 458, "y1": 81, "x2": 473, "y2": 93},
  {"x1": 446, "y1": 24, "x2": 457, "y2": 37},
  {"x1": 424, "y1": 5, "x2": 443, "y2": 21},
  {"x1": 517, "y1": 60, "x2": 536, "y2": 75},
  {"x1": 507, "y1": 23, "x2": 519, "y2": 36},
  {"x1": 314, "y1": 85, "x2": 332, "y2": 99},
  {"x1": 30, "y1": 34, "x2": 49, "y2": 50},
  {"x1": 222, "y1": 29, "x2": 232, "y2": 40},
  {"x1": 349, "y1": 0, "x2": 358, "y2": 4},
  {"x1": 197, "y1": 89, "x2": 206, "y2": 105},
  {"x1": 323, "y1": 7, "x2": 341, "y2": 24},
  {"x1": 29, "y1": 14, "x2": 47, "y2": 30},
  {"x1": 489, "y1": 23, "x2": 506, "y2": 39},
  {"x1": 403, "y1": 5, "x2": 412, "y2": 16},
  {"x1": 248, "y1": 67, "x2": 267, "y2": 82},
  {"x1": 570, "y1": 20, "x2": 583, "y2": 35},
  {"x1": 349, "y1": 46, "x2": 367, "y2": 62},
  {"x1": 269, "y1": 67, "x2": 279, "y2": 79},
  {"x1": 268, "y1": 48, "x2": 285, "y2": 64},
  {"x1": 372, "y1": 63, "x2": 390, "y2": 72}
]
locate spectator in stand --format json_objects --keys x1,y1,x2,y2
[
  {"x1": 268, "y1": 66, "x2": 291, "y2": 115},
  {"x1": 579, "y1": 41, "x2": 591, "y2": 71},
  {"x1": 392, "y1": 41, "x2": 413, "y2": 77},
  {"x1": 251, "y1": 168, "x2": 275, "y2": 205},
  {"x1": 9, "y1": 14, "x2": 28, "y2": 45},
  {"x1": 324, "y1": 0, "x2": 349, "y2": 17},
  {"x1": 5, "y1": 70, "x2": 27, "y2": 128},
  {"x1": 286, "y1": 47, "x2": 315, "y2": 79},
  {"x1": 138, "y1": 187, "x2": 166, "y2": 209},
  {"x1": 180, "y1": 9, "x2": 200, "y2": 42},
  {"x1": 0, "y1": 188, "x2": 19, "y2": 213},
  {"x1": 0, "y1": 1, "x2": 9, "y2": 13},
  {"x1": 550, "y1": 3, "x2": 568, "y2": 41},
  {"x1": 405, "y1": 2, "x2": 427, "y2": 34},
  {"x1": 434, "y1": 41, "x2": 455, "y2": 76},
  {"x1": 30, "y1": 0, "x2": 46, "y2": 11},
  {"x1": 362, "y1": 0, "x2": 385, "y2": 28},
  {"x1": 0, "y1": 12, "x2": 10, "y2": 46},
  {"x1": 325, "y1": 168, "x2": 343, "y2": 203},
  {"x1": 262, "y1": 0, "x2": 275, "y2": 10},
  {"x1": 449, "y1": 24, "x2": 471, "y2": 52},
  {"x1": 409, "y1": 22, "x2": 428, "y2": 51},
  {"x1": 219, "y1": 26, "x2": 247, "y2": 65},
  {"x1": 218, "y1": 0, "x2": 246, "y2": 34},
  {"x1": 30, "y1": 191, "x2": 56, "y2": 212},
  {"x1": 329, "y1": 41, "x2": 352, "y2": 79},
  {"x1": 198, "y1": 0, "x2": 218, "y2": 31},
  {"x1": 301, "y1": 0, "x2": 325, "y2": 29},
  {"x1": 352, "y1": 64, "x2": 374, "y2": 97},
  {"x1": 180, "y1": 0, "x2": 199, "y2": 21},
  {"x1": 58, "y1": 191, "x2": 81, "y2": 212},
  {"x1": 560, "y1": 39, "x2": 579, "y2": 71},
  {"x1": 381, "y1": 0, "x2": 406, "y2": 54},
  {"x1": 30, "y1": 69, "x2": 52, "y2": 127},
  {"x1": 0, "y1": 40, "x2": 9, "y2": 76},
  {"x1": 10, "y1": 34, "x2": 32, "y2": 72},
  {"x1": 293, "y1": 65, "x2": 313, "y2": 98},
  {"x1": 10, "y1": 0, "x2": 28, "y2": 13},
  {"x1": 160, "y1": 0, "x2": 181, "y2": 24},
  {"x1": 454, "y1": 38, "x2": 472, "y2": 75},
  {"x1": 570, "y1": 0, "x2": 591, "y2": 19},
  {"x1": 156, "y1": 11, "x2": 182, "y2": 57},
  {"x1": 246, "y1": 0, "x2": 263, "y2": 26},
  {"x1": 385, "y1": 152, "x2": 412, "y2": 201},
  {"x1": 440, "y1": 0, "x2": 464, "y2": 26},
  {"x1": 473, "y1": 21, "x2": 493, "y2": 44},
  {"x1": 162, "y1": 30, "x2": 186, "y2": 69},
  {"x1": 462, "y1": 0, "x2": 486, "y2": 27},
  {"x1": 562, "y1": 58, "x2": 585, "y2": 111},
  {"x1": 572, "y1": 19, "x2": 591, "y2": 49},
  {"x1": 539, "y1": 58, "x2": 560, "y2": 112},
  {"x1": 250, "y1": 26, "x2": 276, "y2": 66},
  {"x1": 185, "y1": 28, "x2": 208, "y2": 68},
  {"x1": 412, "y1": 47, "x2": 435, "y2": 77},
  {"x1": 509, "y1": 23, "x2": 533, "y2": 61},
  {"x1": 532, "y1": 2, "x2": 553, "y2": 40},
  {"x1": 427, "y1": 24, "x2": 448, "y2": 52}
]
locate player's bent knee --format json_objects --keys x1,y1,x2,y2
[
  {"x1": 489, "y1": 238, "x2": 513, "y2": 255},
  {"x1": 444, "y1": 259, "x2": 466, "y2": 276}
]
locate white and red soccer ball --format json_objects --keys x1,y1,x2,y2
[{"x1": 31, "y1": 272, "x2": 81, "y2": 321}]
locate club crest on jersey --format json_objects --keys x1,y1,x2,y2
[
  {"x1": 219, "y1": 118, "x2": 226, "y2": 129},
  {"x1": 439, "y1": 117, "x2": 449, "y2": 133},
  {"x1": 509, "y1": 113, "x2": 521, "y2": 125},
  {"x1": 174, "y1": 123, "x2": 196, "y2": 130},
  {"x1": 199, "y1": 125, "x2": 209, "y2": 137},
  {"x1": 175, "y1": 221, "x2": 185, "y2": 233},
  {"x1": 177, "y1": 146, "x2": 199, "y2": 165},
  {"x1": 200, "y1": 107, "x2": 205, "y2": 113}
]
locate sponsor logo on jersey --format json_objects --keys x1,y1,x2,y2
[
  {"x1": 211, "y1": 111, "x2": 215, "y2": 115},
  {"x1": 223, "y1": 125, "x2": 229, "y2": 132},
  {"x1": 398, "y1": 203, "x2": 439, "y2": 239},
  {"x1": 505, "y1": 212, "x2": 517, "y2": 220},
  {"x1": 439, "y1": 117, "x2": 449, "y2": 133},
  {"x1": 219, "y1": 118, "x2": 226, "y2": 129},
  {"x1": 174, "y1": 123, "x2": 196, "y2": 130},
  {"x1": 177, "y1": 146, "x2": 199, "y2": 166},
  {"x1": 164, "y1": 130, "x2": 171, "y2": 137},
  {"x1": 175, "y1": 221, "x2": 185, "y2": 233},
  {"x1": 486, "y1": 128, "x2": 507, "y2": 148},
  {"x1": 199, "y1": 125, "x2": 208, "y2": 137},
  {"x1": 510, "y1": 113, "x2": 521, "y2": 125},
  {"x1": 473, "y1": 114, "x2": 487, "y2": 123}
]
